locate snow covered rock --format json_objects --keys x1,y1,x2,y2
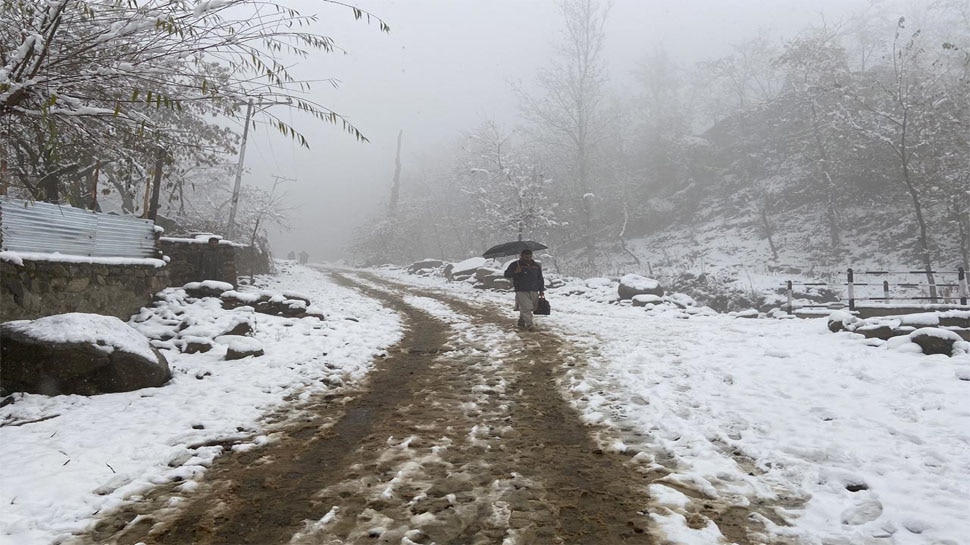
[
  {"x1": 255, "y1": 296, "x2": 309, "y2": 318},
  {"x1": 221, "y1": 289, "x2": 322, "y2": 319},
  {"x1": 406, "y1": 259, "x2": 443, "y2": 274},
  {"x1": 841, "y1": 499, "x2": 883, "y2": 525},
  {"x1": 617, "y1": 273, "x2": 664, "y2": 300},
  {"x1": 180, "y1": 337, "x2": 214, "y2": 354},
  {"x1": 184, "y1": 280, "x2": 234, "y2": 299},
  {"x1": 664, "y1": 292, "x2": 697, "y2": 309},
  {"x1": 909, "y1": 328, "x2": 962, "y2": 356},
  {"x1": 0, "y1": 313, "x2": 170, "y2": 395},
  {"x1": 217, "y1": 335, "x2": 265, "y2": 360},
  {"x1": 827, "y1": 311, "x2": 854, "y2": 332},
  {"x1": 446, "y1": 257, "x2": 487, "y2": 280},
  {"x1": 476, "y1": 273, "x2": 511, "y2": 290},
  {"x1": 856, "y1": 324, "x2": 904, "y2": 340},
  {"x1": 631, "y1": 294, "x2": 662, "y2": 307}
]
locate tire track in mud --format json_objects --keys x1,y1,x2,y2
[{"x1": 71, "y1": 270, "x2": 776, "y2": 545}]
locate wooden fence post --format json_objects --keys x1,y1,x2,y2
[
  {"x1": 960, "y1": 267, "x2": 968, "y2": 306},
  {"x1": 847, "y1": 268, "x2": 855, "y2": 311},
  {"x1": 786, "y1": 280, "x2": 793, "y2": 315},
  {"x1": 883, "y1": 280, "x2": 890, "y2": 303}
]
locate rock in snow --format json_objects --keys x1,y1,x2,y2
[{"x1": 0, "y1": 313, "x2": 170, "y2": 395}]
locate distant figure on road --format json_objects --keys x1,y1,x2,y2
[
  {"x1": 197, "y1": 237, "x2": 224, "y2": 281},
  {"x1": 298, "y1": 250, "x2": 309, "y2": 265},
  {"x1": 504, "y1": 249, "x2": 545, "y2": 330}
]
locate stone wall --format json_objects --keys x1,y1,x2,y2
[
  {"x1": 158, "y1": 238, "x2": 238, "y2": 287},
  {"x1": 0, "y1": 239, "x2": 261, "y2": 324},
  {"x1": 0, "y1": 258, "x2": 169, "y2": 322}
]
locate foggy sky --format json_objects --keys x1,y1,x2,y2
[{"x1": 241, "y1": 0, "x2": 868, "y2": 262}]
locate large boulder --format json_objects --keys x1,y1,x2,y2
[
  {"x1": 617, "y1": 274, "x2": 664, "y2": 300},
  {"x1": 1, "y1": 313, "x2": 170, "y2": 396}
]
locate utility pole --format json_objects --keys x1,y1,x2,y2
[
  {"x1": 226, "y1": 98, "x2": 254, "y2": 241},
  {"x1": 389, "y1": 129, "x2": 403, "y2": 216},
  {"x1": 226, "y1": 97, "x2": 291, "y2": 240},
  {"x1": 147, "y1": 148, "x2": 164, "y2": 220}
]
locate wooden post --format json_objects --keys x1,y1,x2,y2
[
  {"x1": 960, "y1": 267, "x2": 967, "y2": 306},
  {"x1": 847, "y1": 268, "x2": 855, "y2": 311},
  {"x1": 883, "y1": 280, "x2": 890, "y2": 303},
  {"x1": 786, "y1": 280, "x2": 793, "y2": 315}
]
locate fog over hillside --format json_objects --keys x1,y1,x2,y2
[
  {"x1": 2, "y1": 0, "x2": 966, "y2": 278},
  {"x1": 274, "y1": 0, "x2": 964, "y2": 281},
  {"x1": 251, "y1": 1, "x2": 968, "y2": 281}
]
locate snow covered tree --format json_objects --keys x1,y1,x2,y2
[
  {"x1": 456, "y1": 121, "x2": 557, "y2": 245},
  {"x1": 0, "y1": 0, "x2": 386, "y2": 207}
]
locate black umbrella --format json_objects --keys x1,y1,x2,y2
[{"x1": 482, "y1": 240, "x2": 548, "y2": 259}]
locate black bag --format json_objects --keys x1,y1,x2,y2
[{"x1": 534, "y1": 297, "x2": 551, "y2": 316}]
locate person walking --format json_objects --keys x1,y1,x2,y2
[
  {"x1": 504, "y1": 249, "x2": 545, "y2": 330},
  {"x1": 197, "y1": 236, "x2": 224, "y2": 281}
]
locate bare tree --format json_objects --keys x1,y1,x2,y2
[
  {"x1": 845, "y1": 15, "x2": 969, "y2": 297},
  {"x1": 516, "y1": 0, "x2": 612, "y2": 267}
]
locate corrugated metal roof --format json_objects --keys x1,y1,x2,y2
[{"x1": 0, "y1": 197, "x2": 157, "y2": 258}]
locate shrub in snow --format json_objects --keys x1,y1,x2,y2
[{"x1": 665, "y1": 272, "x2": 764, "y2": 313}]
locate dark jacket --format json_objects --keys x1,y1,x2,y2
[
  {"x1": 504, "y1": 259, "x2": 545, "y2": 292},
  {"x1": 197, "y1": 247, "x2": 224, "y2": 281}
]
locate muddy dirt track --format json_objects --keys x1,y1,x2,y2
[{"x1": 73, "y1": 271, "x2": 777, "y2": 545}]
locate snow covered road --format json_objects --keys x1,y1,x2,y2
[{"x1": 2, "y1": 262, "x2": 967, "y2": 545}]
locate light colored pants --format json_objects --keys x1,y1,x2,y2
[{"x1": 515, "y1": 291, "x2": 541, "y2": 327}]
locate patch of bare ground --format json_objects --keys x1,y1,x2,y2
[{"x1": 70, "y1": 270, "x2": 798, "y2": 545}]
